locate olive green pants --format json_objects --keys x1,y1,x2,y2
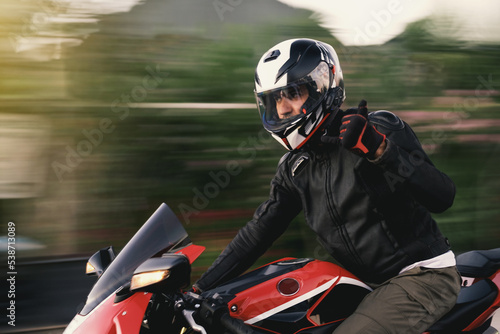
[{"x1": 332, "y1": 266, "x2": 461, "y2": 334}]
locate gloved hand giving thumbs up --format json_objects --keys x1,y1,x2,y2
[{"x1": 339, "y1": 100, "x2": 386, "y2": 159}]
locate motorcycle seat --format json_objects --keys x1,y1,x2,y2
[
  {"x1": 427, "y1": 278, "x2": 498, "y2": 332},
  {"x1": 456, "y1": 248, "x2": 500, "y2": 278}
]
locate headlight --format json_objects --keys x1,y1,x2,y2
[
  {"x1": 85, "y1": 262, "x2": 96, "y2": 275},
  {"x1": 131, "y1": 270, "x2": 170, "y2": 291}
]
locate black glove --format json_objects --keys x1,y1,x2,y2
[
  {"x1": 339, "y1": 100, "x2": 386, "y2": 159},
  {"x1": 320, "y1": 107, "x2": 358, "y2": 146},
  {"x1": 199, "y1": 296, "x2": 228, "y2": 328}
]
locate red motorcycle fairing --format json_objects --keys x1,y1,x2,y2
[
  {"x1": 203, "y1": 257, "x2": 373, "y2": 333},
  {"x1": 65, "y1": 244, "x2": 205, "y2": 334},
  {"x1": 425, "y1": 248, "x2": 500, "y2": 333},
  {"x1": 64, "y1": 204, "x2": 205, "y2": 334},
  {"x1": 461, "y1": 252, "x2": 500, "y2": 332},
  {"x1": 176, "y1": 244, "x2": 206, "y2": 264},
  {"x1": 463, "y1": 270, "x2": 500, "y2": 331},
  {"x1": 65, "y1": 291, "x2": 152, "y2": 334},
  {"x1": 64, "y1": 203, "x2": 500, "y2": 334}
]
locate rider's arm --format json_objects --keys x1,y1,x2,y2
[{"x1": 368, "y1": 111, "x2": 456, "y2": 213}]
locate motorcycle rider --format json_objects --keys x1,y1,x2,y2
[{"x1": 194, "y1": 38, "x2": 461, "y2": 333}]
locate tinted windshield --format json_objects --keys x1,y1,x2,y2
[{"x1": 80, "y1": 203, "x2": 189, "y2": 315}]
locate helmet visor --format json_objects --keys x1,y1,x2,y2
[{"x1": 255, "y1": 62, "x2": 331, "y2": 133}]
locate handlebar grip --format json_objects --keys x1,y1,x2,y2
[{"x1": 219, "y1": 313, "x2": 264, "y2": 334}]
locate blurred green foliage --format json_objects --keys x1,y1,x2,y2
[{"x1": 0, "y1": 0, "x2": 499, "y2": 278}]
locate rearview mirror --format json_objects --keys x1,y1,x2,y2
[
  {"x1": 130, "y1": 254, "x2": 191, "y2": 293},
  {"x1": 86, "y1": 246, "x2": 116, "y2": 277}
]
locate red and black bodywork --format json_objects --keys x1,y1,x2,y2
[
  {"x1": 202, "y1": 258, "x2": 371, "y2": 333},
  {"x1": 64, "y1": 204, "x2": 500, "y2": 334}
]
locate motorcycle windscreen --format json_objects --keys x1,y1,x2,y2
[{"x1": 80, "y1": 203, "x2": 189, "y2": 315}]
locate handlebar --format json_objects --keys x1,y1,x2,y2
[
  {"x1": 220, "y1": 313, "x2": 266, "y2": 334},
  {"x1": 181, "y1": 292, "x2": 265, "y2": 334}
]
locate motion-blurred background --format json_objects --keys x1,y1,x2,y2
[{"x1": 1, "y1": 0, "x2": 500, "y2": 332}]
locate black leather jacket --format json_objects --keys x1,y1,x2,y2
[{"x1": 196, "y1": 110, "x2": 455, "y2": 289}]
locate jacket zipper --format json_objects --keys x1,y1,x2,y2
[{"x1": 324, "y1": 158, "x2": 364, "y2": 266}]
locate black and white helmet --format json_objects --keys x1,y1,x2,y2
[{"x1": 254, "y1": 38, "x2": 345, "y2": 151}]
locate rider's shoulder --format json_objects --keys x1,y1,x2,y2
[
  {"x1": 368, "y1": 110, "x2": 405, "y2": 131},
  {"x1": 278, "y1": 152, "x2": 292, "y2": 167},
  {"x1": 278, "y1": 151, "x2": 306, "y2": 170}
]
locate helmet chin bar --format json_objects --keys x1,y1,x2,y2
[
  {"x1": 271, "y1": 111, "x2": 332, "y2": 152},
  {"x1": 274, "y1": 131, "x2": 305, "y2": 151}
]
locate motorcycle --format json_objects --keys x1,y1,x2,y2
[{"x1": 64, "y1": 203, "x2": 500, "y2": 334}]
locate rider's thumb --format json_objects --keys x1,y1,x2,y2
[{"x1": 358, "y1": 99, "x2": 368, "y2": 118}]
